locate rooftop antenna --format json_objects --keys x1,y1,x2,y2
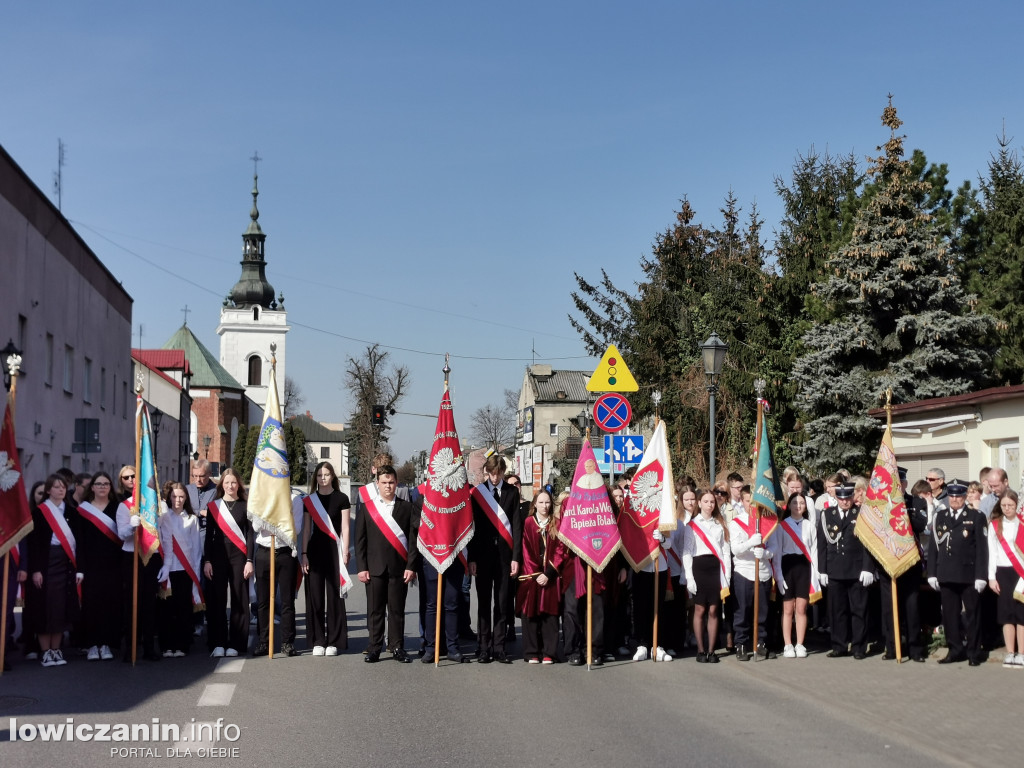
[{"x1": 53, "y1": 139, "x2": 66, "y2": 212}]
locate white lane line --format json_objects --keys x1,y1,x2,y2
[
  {"x1": 214, "y1": 658, "x2": 245, "y2": 673},
  {"x1": 174, "y1": 722, "x2": 221, "y2": 751},
  {"x1": 197, "y1": 683, "x2": 236, "y2": 706}
]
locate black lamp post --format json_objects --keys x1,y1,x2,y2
[
  {"x1": 151, "y1": 408, "x2": 163, "y2": 466},
  {"x1": 203, "y1": 434, "x2": 212, "y2": 459},
  {"x1": 700, "y1": 332, "x2": 728, "y2": 485}
]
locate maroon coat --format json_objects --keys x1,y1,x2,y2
[{"x1": 515, "y1": 516, "x2": 564, "y2": 617}]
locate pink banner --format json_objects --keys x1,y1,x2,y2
[{"x1": 556, "y1": 441, "x2": 620, "y2": 572}]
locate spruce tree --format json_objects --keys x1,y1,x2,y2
[{"x1": 793, "y1": 98, "x2": 993, "y2": 474}]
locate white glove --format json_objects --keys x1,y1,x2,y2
[
  {"x1": 975, "y1": 579, "x2": 986, "y2": 594},
  {"x1": 157, "y1": 565, "x2": 170, "y2": 583},
  {"x1": 859, "y1": 571, "x2": 875, "y2": 588},
  {"x1": 928, "y1": 576, "x2": 939, "y2": 591},
  {"x1": 780, "y1": 579, "x2": 788, "y2": 593},
  {"x1": 652, "y1": 530, "x2": 665, "y2": 544},
  {"x1": 752, "y1": 547, "x2": 765, "y2": 560},
  {"x1": 130, "y1": 514, "x2": 141, "y2": 528},
  {"x1": 819, "y1": 573, "x2": 829, "y2": 588},
  {"x1": 747, "y1": 533, "x2": 762, "y2": 547},
  {"x1": 686, "y1": 579, "x2": 697, "y2": 596},
  {"x1": 75, "y1": 572, "x2": 84, "y2": 585}
]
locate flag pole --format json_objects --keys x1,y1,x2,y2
[
  {"x1": 269, "y1": 535, "x2": 276, "y2": 659},
  {"x1": 884, "y1": 389, "x2": 904, "y2": 664},
  {"x1": 132, "y1": 374, "x2": 144, "y2": 666},
  {"x1": 436, "y1": 355, "x2": 451, "y2": 667},
  {"x1": 751, "y1": 380, "x2": 765, "y2": 662},
  {"x1": 652, "y1": 551, "x2": 660, "y2": 661},
  {"x1": 0, "y1": 356, "x2": 20, "y2": 676},
  {"x1": 587, "y1": 417, "x2": 595, "y2": 671}
]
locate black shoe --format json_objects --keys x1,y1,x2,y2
[
  {"x1": 567, "y1": 653, "x2": 584, "y2": 667},
  {"x1": 392, "y1": 649, "x2": 413, "y2": 663},
  {"x1": 707, "y1": 651, "x2": 720, "y2": 663},
  {"x1": 252, "y1": 645, "x2": 269, "y2": 657},
  {"x1": 938, "y1": 652, "x2": 964, "y2": 665},
  {"x1": 495, "y1": 652, "x2": 512, "y2": 665},
  {"x1": 142, "y1": 650, "x2": 161, "y2": 662},
  {"x1": 826, "y1": 649, "x2": 848, "y2": 658},
  {"x1": 735, "y1": 645, "x2": 751, "y2": 662},
  {"x1": 696, "y1": 652, "x2": 708, "y2": 663},
  {"x1": 968, "y1": 657, "x2": 982, "y2": 667},
  {"x1": 724, "y1": 645, "x2": 736, "y2": 655},
  {"x1": 421, "y1": 652, "x2": 435, "y2": 664},
  {"x1": 364, "y1": 651, "x2": 380, "y2": 663},
  {"x1": 882, "y1": 650, "x2": 896, "y2": 660},
  {"x1": 591, "y1": 655, "x2": 604, "y2": 666},
  {"x1": 279, "y1": 643, "x2": 296, "y2": 657},
  {"x1": 478, "y1": 652, "x2": 493, "y2": 664},
  {"x1": 853, "y1": 651, "x2": 866, "y2": 660},
  {"x1": 448, "y1": 652, "x2": 471, "y2": 663},
  {"x1": 910, "y1": 654, "x2": 926, "y2": 663},
  {"x1": 755, "y1": 643, "x2": 774, "y2": 660}
]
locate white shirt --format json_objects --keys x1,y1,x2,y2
[
  {"x1": 988, "y1": 517, "x2": 1021, "y2": 579},
  {"x1": 728, "y1": 512, "x2": 775, "y2": 582}
]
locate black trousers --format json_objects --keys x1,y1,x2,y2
[
  {"x1": 940, "y1": 581, "x2": 982, "y2": 659},
  {"x1": 828, "y1": 577, "x2": 868, "y2": 654},
  {"x1": 632, "y1": 570, "x2": 668, "y2": 648},
  {"x1": 422, "y1": 559, "x2": 463, "y2": 656},
  {"x1": 122, "y1": 551, "x2": 161, "y2": 651},
  {"x1": 522, "y1": 614, "x2": 559, "y2": 659},
  {"x1": 256, "y1": 546, "x2": 297, "y2": 649},
  {"x1": 878, "y1": 566, "x2": 922, "y2": 657},
  {"x1": 367, "y1": 570, "x2": 409, "y2": 654},
  {"x1": 158, "y1": 571, "x2": 195, "y2": 653},
  {"x1": 304, "y1": 555, "x2": 347, "y2": 650},
  {"x1": 563, "y1": 589, "x2": 604, "y2": 658},
  {"x1": 206, "y1": 553, "x2": 249, "y2": 653},
  {"x1": 732, "y1": 573, "x2": 770, "y2": 648},
  {"x1": 475, "y1": 555, "x2": 512, "y2": 655},
  {"x1": 82, "y1": 561, "x2": 122, "y2": 648}
]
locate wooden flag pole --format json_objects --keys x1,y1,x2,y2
[
  {"x1": 587, "y1": 564, "x2": 593, "y2": 669},
  {"x1": 0, "y1": 357, "x2": 20, "y2": 676},
  {"x1": 269, "y1": 535, "x2": 276, "y2": 659},
  {"x1": 436, "y1": 354, "x2": 449, "y2": 668},
  {"x1": 652, "y1": 551, "x2": 660, "y2": 661},
  {"x1": 884, "y1": 389, "x2": 904, "y2": 664},
  {"x1": 132, "y1": 375, "x2": 144, "y2": 666},
  {"x1": 751, "y1": 382, "x2": 764, "y2": 662}
]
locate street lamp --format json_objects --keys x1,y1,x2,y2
[
  {"x1": 151, "y1": 408, "x2": 163, "y2": 465},
  {"x1": 575, "y1": 408, "x2": 589, "y2": 437},
  {"x1": 2, "y1": 338, "x2": 22, "y2": 391},
  {"x1": 202, "y1": 434, "x2": 212, "y2": 459},
  {"x1": 700, "y1": 332, "x2": 728, "y2": 485}
]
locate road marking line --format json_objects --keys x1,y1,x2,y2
[
  {"x1": 214, "y1": 658, "x2": 245, "y2": 673},
  {"x1": 197, "y1": 683, "x2": 236, "y2": 706}
]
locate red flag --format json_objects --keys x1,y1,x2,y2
[
  {"x1": 417, "y1": 390, "x2": 474, "y2": 572},
  {"x1": 0, "y1": 395, "x2": 33, "y2": 559},
  {"x1": 618, "y1": 422, "x2": 676, "y2": 571},
  {"x1": 556, "y1": 441, "x2": 621, "y2": 572}
]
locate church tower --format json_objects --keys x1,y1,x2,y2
[{"x1": 217, "y1": 163, "x2": 289, "y2": 421}]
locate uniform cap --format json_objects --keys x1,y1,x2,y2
[
  {"x1": 835, "y1": 482, "x2": 856, "y2": 499},
  {"x1": 946, "y1": 479, "x2": 968, "y2": 497}
]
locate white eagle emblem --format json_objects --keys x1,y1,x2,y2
[
  {"x1": 630, "y1": 469, "x2": 663, "y2": 518},
  {"x1": 0, "y1": 451, "x2": 20, "y2": 492},
  {"x1": 429, "y1": 447, "x2": 467, "y2": 498}
]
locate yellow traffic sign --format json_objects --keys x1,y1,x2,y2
[{"x1": 586, "y1": 344, "x2": 639, "y2": 392}]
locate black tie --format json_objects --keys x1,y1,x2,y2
[{"x1": 493, "y1": 487, "x2": 500, "y2": 504}]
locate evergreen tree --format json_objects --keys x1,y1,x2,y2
[
  {"x1": 793, "y1": 98, "x2": 994, "y2": 474},
  {"x1": 231, "y1": 429, "x2": 249, "y2": 476},
  {"x1": 237, "y1": 425, "x2": 260, "y2": 484},
  {"x1": 283, "y1": 422, "x2": 307, "y2": 486}
]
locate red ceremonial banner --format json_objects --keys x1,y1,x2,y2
[
  {"x1": 0, "y1": 395, "x2": 33, "y2": 559},
  {"x1": 417, "y1": 390, "x2": 474, "y2": 573},
  {"x1": 556, "y1": 441, "x2": 621, "y2": 572}
]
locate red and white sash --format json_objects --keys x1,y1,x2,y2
[
  {"x1": 471, "y1": 483, "x2": 514, "y2": 549},
  {"x1": 781, "y1": 518, "x2": 822, "y2": 603},
  {"x1": 733, "y1": 512, "x2": 778, "y2": 541},
  {"x1": 689, "y1": 519, "x2": 730, "y2": 598},
  {"x1": 78, "y1": 501, "x2": 119, "y2": 543},
  {"x1": 359, "y1": 485, "x2": 408, "y2": 560},
  {"x1": 207, "y1": 500, "x2": 248, "y2": 557},
  {"x1": 995, "y1": 518, "x2": 1024, "y2": 603},
  {"x1": 303, "y1": 494, "x2": 352, "y2": 597},
  {"x1": 172, "y1": 535, "x2": 205, "y2": 609},
  {"x1": 40, "y1": 499, "x2": 77, "y2": 568}
]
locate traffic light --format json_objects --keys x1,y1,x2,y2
[{"x1": 372, "y1": 404, "x2": 386, "y2": 426}]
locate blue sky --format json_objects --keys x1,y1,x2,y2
[{"x1": 3, "y1": 2, "x2": 1023, "y2": 461}]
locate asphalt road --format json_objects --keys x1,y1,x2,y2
[{"x1": 2, "y1": 579, "x2": 1020, "y2": 768}]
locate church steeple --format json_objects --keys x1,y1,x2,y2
[{"x1": 227, "y1": 158, "x2": 276, "y2": 310}]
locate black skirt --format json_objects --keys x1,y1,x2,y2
[
  {"x1": 780, "y1": 554, "x2": 811, "y2": 600},
  {"x1": 692, "y1": 555, "x2": 723, "y2": 608},
  {"x1": 995, "y1": 566, "x2": 1024, "y2": 625}
]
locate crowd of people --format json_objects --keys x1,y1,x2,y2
[{"x1": 5, "y1": 456, "x2": 1023, "y2": 673}]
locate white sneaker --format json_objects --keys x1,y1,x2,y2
[
  {"x1": 41, "y1": 649, "x2": 56, "y2": 667},
  {"x1": 325, "y1": 646, "x2": 339, "y2": 656},
  {"x1": 795, "y1": 644, "x2": 808, "y2": 658},
  {"x1": 173, "y1": 650, "x2": 186, "y2": 658},
  {"x1": 26, "y1": 651, "x2": 38, "y2": 660},
  {"x1": 312, "y1": 645, "x2": 326, "y2": 657},
  {"x1": 100, "y1": 645, "x2": 114, "y2": 660},
  {"x1": 52, "y1": 649, "x2": 67, "y2": 666},
  {"x1": 87, "y1": 646, "x2": 100, "y2": 661},
  {"x1": 783, "y1": 644, "x2": 796, "y2": 658},
  {"x1": 210, "y1": 646, "x2": 226, "y2": 658},
  {"x1": 225, "y1": 648, "x2": 239, "y2": 657},
  {"x1": 528, "y1": 657, "x2": 541, "y2": 664},
  {"x1": 1004, "y1": 652, "x2": 1016, "y2": 668},
  {"x1": 163, "y1": 649, "x2": 175, "y2": 658},
  {"x1": 632, "y1": 645, "x2": 649, "y2": 661},
  {"x1": 655, "y1": 647, "x2": 672, "y2": 662},
  {"x1": 1014, "y1": 653, "x2": 1024, "y2": 668}
]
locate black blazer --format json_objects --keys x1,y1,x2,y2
[
  {"x1": 817, "y1": 505, "x2": 872, "y2": 580},
  {"x1": 355, "y1": 496, "x2": 420, "y2": 577},
  {"x1": 928, "y1": 506, "x2": 988, "y2": 583},
  {"x1": 27, "y1": 500, "x2": 81, "y2": 575},
  {"x1": 468, "y1": 483, "x2": 522, "y2": 565}
]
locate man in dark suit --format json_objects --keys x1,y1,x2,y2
[
  {"x1": 818, "y1": 482, "x2": 875, "y2": 659},
  {"x1": 468, "y1": 455, "x2": 521, "y2": 663},
  {"x1": 928, "y1": 479, "x2": 989, "y2": 665},
  {"x1": 356, "y1": 465, "x2": 420, "y2": 663}
]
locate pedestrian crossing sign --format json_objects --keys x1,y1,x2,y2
[{"x1": 586, "y1": 344, "x2": 639, "y2": 392}]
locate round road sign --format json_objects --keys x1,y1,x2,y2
[{"x1": 593, "y1": 393, "x2": 632, "y2": 432}]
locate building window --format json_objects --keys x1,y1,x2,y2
[
  {"x1": 83, "y1": 358, "x2": 92, "y2": 403},
  {"x1": 549, "y1": 423, "x2": 558, "y2": 437},
  {"x1": 63, "y1": 345, "x2": 74, "y2": 393},
  {"x1": 253, "y1": 307, "x2": 259, "y2": 321},
  {"x1": 248, "y1": 355, "x2": 262, "y2": 386},
  {"x1": 45, "y1": 333, "x2": 54, "y2": 386},
  {"x1": 320, "y1": 446, "x2": 331, "y2": 459},
  {"x1": 100, "y1": 367, "x2": 106, "y2": 409},
  {"x1": 18, "y1": 314, "x2": 27, "y2": 352}
]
